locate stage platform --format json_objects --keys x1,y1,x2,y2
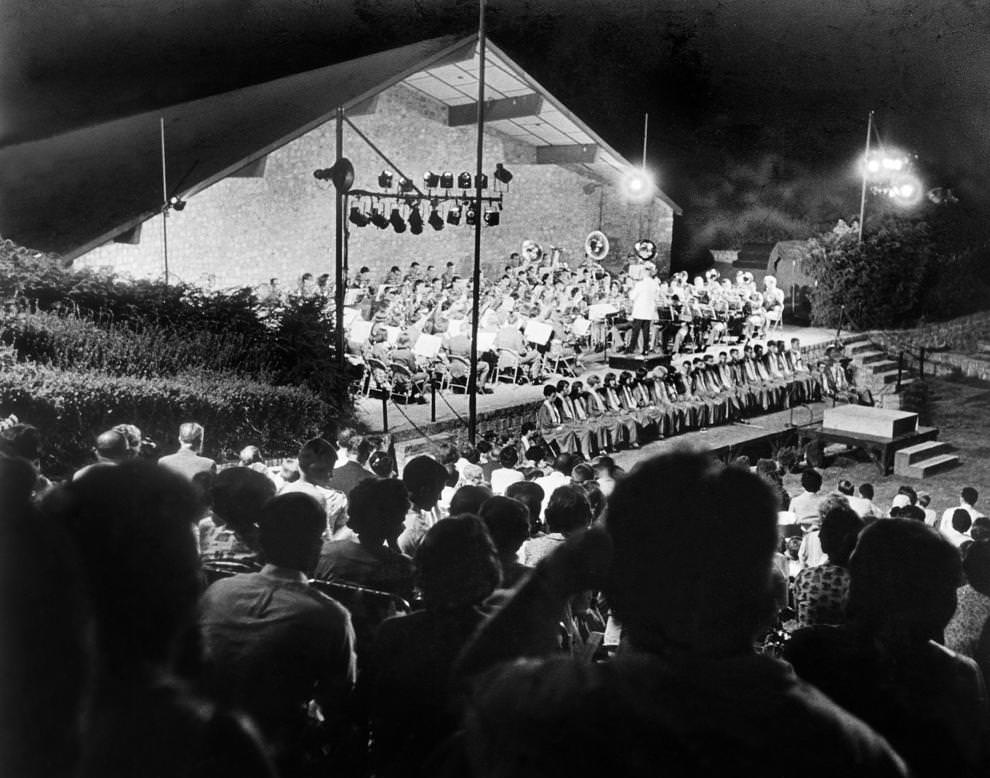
[
  {"x1": 606, "y1": 352, "x2": 671, "y2": 372},
  {"x1": 357, "y1": 324, "x2": 856, "y2": 452}
]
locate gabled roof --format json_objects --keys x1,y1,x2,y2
[{"x1": 0, "y1": 34, "x2": 679, "y2": 261}]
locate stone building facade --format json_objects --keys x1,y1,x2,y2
[{"x1": 78, "y1": 83, "x2": 675, "y2": 289}]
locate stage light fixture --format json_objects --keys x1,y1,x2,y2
[
  {"x1": 483, "y1": 208, "x2": 500, "y2": 226},
  {"x1": 494, "y1": 163, "x2": 513, "y2": 185},
  {"x1": 370, "y1": 207, "x2": 389, "y2": 230},
  {"x1": 348, "y1": 205, "x2": 369, "y2": 227},
  {"x1": 168, "y1": 195, "x2": 186, "y2": 211},
  {"x1": 389, "y1": 208, "x2": 407, "y2": 233},
  {"x1": 313, "y1": 158, "x2": 355, "y2": 192},
  {"x1": 457, "y1": 172, "x2": 472, "y2": 189},
  {"x1": 398, "y1": 177, "x2": 414, "y2": 193},
  {"x1": 424, "y1": 171, "x2": 440, "y2": 188},
  {"x1": 447, "y1": 206, "x2": 462, "y2": 225},
  {"x1": 440, "y1": 172, "x2": 454, "y2": 189},
  {"x1": 408, "y1": 206, "x2": 424, "y2": 234},
  {"x1": 378, "y1": 170, "x2": 394, "y2": 189},
  {"x1": 428, "y1": 207, "x2": 445, "y2": 231},
  {"x1": 475, "y1": 173, "x2": 488, "y2": 190},
  {"x1": 465, "y1": 206, "x2": 478, "y2": 226}
]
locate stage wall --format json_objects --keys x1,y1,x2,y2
[{"x1": 76, "y1": 83, "x2": 674, "y2": 290}]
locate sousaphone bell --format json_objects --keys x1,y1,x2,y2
[
  {"x1": 634, "y1": 239, "x2": 657, "y2": 261},
  {"x1": 584, "y1": 230, "x2": 610, "y2": 261},
  {"x1": 521, "y1": 240, "x2": 544, "y2": 263}
]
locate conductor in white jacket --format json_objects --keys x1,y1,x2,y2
[{"x1": 626, "y1": 261, "x2": 660, "y2": 355}]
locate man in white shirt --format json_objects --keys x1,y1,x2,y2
[
  {"x1": 939, "y1": 487, "x2": 985, "y2": 534},
  {"x1": 490, "y1": 446, "x2": 524, "y2": 496},
  {"x1": 626, "y1": 262, "x2": 660, "y2": 355},
  {"x1": 533, "y1": 453, "x2": 575, "y2": 522},
  {"x1": 789, "y1": 469, "x2": 824, "y2": 526},
  {"x1": 836, "y1": 479, "x2": 875, "y2": 519}
]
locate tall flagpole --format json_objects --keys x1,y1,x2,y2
[
  {"x1": 467, "y1": 0, "x2": 487, "y2": 443},
  {"x1": 160, "y1": 116, "x2": 170, "y2": 285},
  {"x1": 857, "y1": 110, "x2": 873, "y2": 243}
]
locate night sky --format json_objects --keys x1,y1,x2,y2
[{"x1": 3, "y1": 0, "x2": 987, "y2": 263}]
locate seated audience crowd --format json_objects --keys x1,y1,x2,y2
[{"x1": 2, "y1": 413, "x2": 989, "y2": 777}]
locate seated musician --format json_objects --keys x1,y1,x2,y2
[
  {"x1": 691, "y1": 358, "x2": 728, "y2": 426},
  {"x1": 752, "y1": 344, "x2": 788, "y2": 409},
  {"x1": 674, "y1": 360, "x2": 710, "y2": 429},
  {"x1": 784, "y1": 338, "x2": 820, "y2": 402},
  {"x1": 495, "y1": 312, "x2": 543, "y2": 382},
  {"x1": 537, "y1": 384, "x2": 573, "y2": 455},
  {"x1": 630, "y1": 368, "x2": 674, "y2": 438},
  {"x1": 743, "y1": 291, "x2": 766, "y2": 340},
  {"x1": 552, "y1": 380, "x2": 595, "y2": 459},
  {"x1": 581, "y1": 376, "x2": 618, "y2": 453},
  {"x1": 703, "y1": 353, "x2": 742, "y2": 421},
  {"x1": 441, "y1": 325, "x2": 493, "y2": 393},
  {"x1": 594, "y1": 374, "x2": 640, "y2": 449}
]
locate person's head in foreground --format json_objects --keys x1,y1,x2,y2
[
  {"x1": 258, "y1": 492, "x2": 326, "y2": 576},
  {"x1": 846, "y1": 519, "x2": 961, "y2": 646},
  {"x1": 347, "y1": 477, "x2": 410, "y2": 547},
  {"x1": 605, "y1": 449, "x2": 779, "y2": 655},
  {"x1": 415, "y1": 516, "x2": 500, "y2": 611}
]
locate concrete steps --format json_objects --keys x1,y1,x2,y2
[
  {"x1": 864, "y1": 359, "x2": 900, "y2": 374},
  {"x1": 896, "y1": 452, "x2": 961, "y2": 479},
  {"x1": 894, "y1": 440, "x2": 952, "y2": 468},
  {"x1": 849, "y1": 341, "x2": 877, "y2": 355},
  {"x1": 854, "y1": 349, "x2": 888, "y2": 365}
]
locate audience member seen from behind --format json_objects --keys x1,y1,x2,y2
[
  {"x1": 456, "y1": 451, "x2": 908, "y2": 777},
  {"x1": 791, "y1": 498, "x2": 864, "y2": 628},
  {"x1": 0, "y1": 422, "x2": 54, "y2": 499},
  {"x1": 944, "y1": 540, "x2": 990, "y2": 683},
  {"x1": 479, "y1": 496, "x2": 532, "y2": 588},
  {"x1": 505, "y1": 480, "x2": 545, "y2": 537},
  {"x1": 490, "y1": 446, "x2": 524, "y2": 496},
  {"x1": 368, "y1": 452, "x2": 395, "y2": 478},
  {"x1": 790, "y1": 468, "x2": 824, "y2": 525},
  {"x1": 72, "y1": 428, "x2": 132, "y2": 481},
  {"x1": 43, "y1": 461, "x2": 273, "y2": 778},
  {"x1": 448, "y1": 484, "x2": 493, "y2": 518},
  {"x1": 398, "y1": 456, "x2": 448, "y2": 556},
  {"x1": 331, "y1": 434, "x2": 375, "y2": 497},
  {"x1": 837, "y1": 479, "x2": 875, "y2": 519},
  {"x1": 198, "y1": 467, "x2": 275, "y2": 564},
  {"x1": 199, "y1": 492, "x2": 356, "y2": 776},
  {"x1": 521, "y1": 484, "x2": 592, "y2": 567},
  {"x1": 280, "y1": 437, "x2": 348, "y2": 541},
  {"x1": 315, "y1": 477, "x2": 414, "y2": 602},
  {"x1": 785, "y1": 519, "x2": 989, "y2": 777},
  {"x1": 1, "y1": 457, "x2": 91, "y2": 778},
  {"x1": 367, "y1": 516, "x2": 500, "y2": 778},
  {"x1": 158, "y1": 422, "x2": 217, "y2": 481}
]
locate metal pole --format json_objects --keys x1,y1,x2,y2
[
  {"x1": 896, "y1": 351, "x2": 904, "y2": 392},
  {"x1": 334, "y1": 106, "x2": 345, "y2": 372},
  {"x1": 467, "y1": 0, "x2": 487, "y2": 443},
  {"x1": 642, "y1": 113, "x2": 649, "y2": 169},
  {"x1": 857, "y1": 110, "x2": 873, "y2": 243},
  {"x1": 431, "y1": 377, "x2": 437, "y2": 423},
  {"x1": 381, "y1": 395, "x2": 389, "y2": 432},
  {"x1": 159, "y1": 116, "x2": 170, "y2": 285},
  {"x1": 920, "y1": 346, "x2": 925, "y2": 380}
]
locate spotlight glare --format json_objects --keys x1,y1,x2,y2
[
  {"x1": 888, "y1": 173, "x2": 924, "y2": 206},
  {"x1": 620, "y1": 168, "x2": 654, "y2": 202},
  {"x1": 866, "y1": 158, "x2": 882, "y2": 174}
]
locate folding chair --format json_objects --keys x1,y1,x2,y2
[
  {"x1": 389, "y1": 361, "x2": 426, "y2": 403},
  {"x1": 496, "y1": 347, "x2": 522, "y2": 383},
  {"x1": 765, "y1": 306, "x2": 784, "y2": 332},
  {"x1": 309, "y1": 578, "x2": 411, "y2": 652},
  {"x1": 448, "y1": 355, "x2": 471, "y2": 393},
  {"x1": 201, "y1": 559, "x2": 262, "y2": 584},
  {"x1": 546, "y1": 339, "x2": 577, "y2": 377},
  {"x1": 365, "y1": 357, "x2": 392, "y2": 398}
]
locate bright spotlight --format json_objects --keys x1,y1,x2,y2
[
  {"x1": 866, "y1": 158, "x2": 882, "y2": 174},
  {"x1": 888, "y1": 173, "x2": 924, "y2": 207},
  {"x1": 621, "y1": 168, "x2": 654, "y2": 202}
]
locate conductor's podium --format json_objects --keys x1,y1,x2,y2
[{"x1": 804, "y1": 405, "x2": 943, "y2": 475}]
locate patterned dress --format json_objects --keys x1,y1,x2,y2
[{"x1": 792, "y1": 563, "x2": 850, "y2": 628}]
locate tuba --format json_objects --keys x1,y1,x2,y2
[
  {"x1": 584, "y1": 230, "x2": 610, "y2": 261},
  {"x1": 521, "y1": 239, "x2": 544, "y2": 264},
  {"x1": 634, "y1": 239, "x2": 657, "y2": 261}
]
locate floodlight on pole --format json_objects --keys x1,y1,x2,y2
[{"x1": 621, "y1": 168, "x2": 654, "y2": 203}]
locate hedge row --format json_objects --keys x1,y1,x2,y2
[
  {"x1": 0, "y1": 363, "x2": 335, "y2": 478},
  {"x1": 0, "y1": 311, "x2": 277, "y2": 380}
]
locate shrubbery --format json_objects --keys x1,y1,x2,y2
[
  {"x1": 0, "y1": 363, "x2": 332, "y2": 477},
  {"x1": 0, "y1": 239, "x2": 358, "y2": 474}
]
